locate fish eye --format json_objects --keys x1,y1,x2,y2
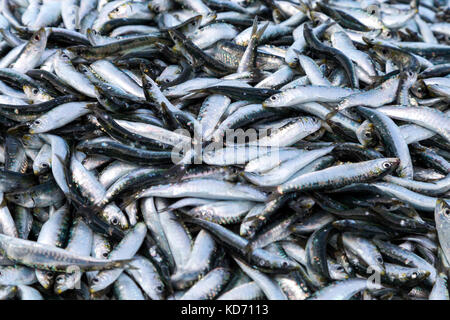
[
  {"x1": 34, "y1": 120, "x2": 41, "y2": 125},
  {"x1": 156, "y1": 285, "x2": 163, "y2": 292},
  {"x1": 91, "y1": 278, "x2": 99, "y2": 284},
  {"x1": 34, "y1": 35, "x2": 40, "y2": 41},
  {"x1": 46, "y1": 271, "x2": 53, "y2": 277},
  {"x1": 382, "y1": 162, "x2": 391, "y2": 169},
  {"x1": 385, "y1": 31, "x2": 391, "y2": 37},
  {"x1": 364, "y1": 132, "x2": 372, "y2": 138},
  {"x1": 14, "y1": 194, "x2": 20, "y2": 200},
  {"x1": 259, "y1": 260, "x2": 266, "y2": 266},
  {"x1": 376, "y1": 256, "x2": 383, "y2": 263},
  {"x1": 41, "y1": 163, "x2": 48, "y2": 168},
  {"x1": 443, "y1": 208, "x2": 450, "y2": 216},
  {"x1": 367, "y1": 5, "x2": 379, "y2": 15},
  {"x1": 193, "y1": 211, "x2": 201, "y2": 218},
  {"x1": 270, "y1": 95, "x2": 277, "y2": 101},
  {"x1": 381, "y1": 49, "x2": 388, "y2": 55},
  {"x1": 411, "y1": 272, "x2": 418, "y2": 279},
  {"x1": 111, "y1": 217, "x2": 119, "y2": 225},
  {"x1": 282, "y1": 262, "x2": 288, "y2": 268},
  {"x1": 165, "y1": 79, "x2": 170, "y2": 83},
  {"x1": 32, "y1": 88, "x2": 39, "y2": 95},
  {"x1": 102, "y1": 252, "x2": 108, "y2": 258},
  {"x1": 56, "y1": 275, "x2": 65, "y2": 284}
]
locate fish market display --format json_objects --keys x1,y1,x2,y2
[{"x1": 0, "y1": 0, "x2": 447, "y2": 301}]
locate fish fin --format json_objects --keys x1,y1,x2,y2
[
  {"x1": 250, "y1": 16, "x2": 258, "y2": 39},
  {"x1": 255, "y1": 22, "x2": 269, "y2": 41},
  {"x1": 54, "y1": 153, "x2": 77, "y2": 204}
]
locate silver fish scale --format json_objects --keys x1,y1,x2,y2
[{"x1": 0, "y1": 0, "x2": 447, "y2": 301}]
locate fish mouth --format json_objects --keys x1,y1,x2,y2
[
  {"x1": 435, "y1": 198, "x2": 449, "y2": 210},
  {"x1": 390, "y1": 158, "x2": 401, "y2": 170}
]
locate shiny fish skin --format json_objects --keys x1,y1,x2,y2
[
  {"x1": 373, "y1": 239, "x2": 437, "y2": 286},
  {"x1": 89, "y1": 222, "x2": 147, "y2": 292},
  {"x1": 275, "y1": 158, "x2": 399, "y2": 196},
  {"x1": 171, "y1": 229, "x2": 216, "y2": 290},
  {"x1": 125, "y1": 255, "x2": 166, "y2": 300},
  {"x1": 244, "y1": 147, "x2": 335, "y2": 187},
  {"x1": 309, "y1": 278, "x2": 383, "y2": 300},
  {"x1": 217, "y1": 281, "x2": 265, "y2": 300},
  {"x1": 0, "y1": 233, "x2": 131, "y2": 272},
  {"x1": 180, "y1": 267, "x2": 231, "y2": 300},
  {"x1": 12, "y1": 28, "x2": 47, "y2": 73},
  {"x1": 357, "y1": 107, "x2": 413, "y2": 179},
  {"x1": 113, "y1": 273, "x2": 145, "y2": 300},
  {"x1": 263, "y1": 85, "x2": 358, "y2": 108},
  {"x1": 435, "y1": 200, "x2": 450, "y2": 267},
  {"x1": 159, "y1": 209, "x2": 192, "y2": 274},
  {"x1": 53, "y1": 51, "x2": 97, "y2": 98},
  {"x1": 0, "y1": 0, "x2": 446, "y2": 301},
  {"x1": 185, "y1": 217, "x2": 300, "y2": 273},
  {"x1": 135, "y1": 178, "x2": 268, "y2": 202},
  {"x1": 54, "y1": 217, "x2": 94, "y2": 294},
  {"x1": 35, "y1": 203, "x2": 70, "y2": 289},
  {"x1": 342, "y1": 232, "x2": 385, "y2": 276},
  {"x1": 233, "y1": 258, "x2": 287, "y2": 300},
  {"x1": 376, "y1": 106, "x2": 450, "y2": 143}
]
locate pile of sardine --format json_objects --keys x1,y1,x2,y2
[{"x1": 0, "y1": 0, "x2": 448, "y2": 301}]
